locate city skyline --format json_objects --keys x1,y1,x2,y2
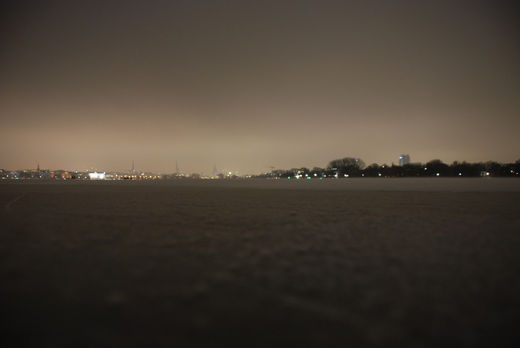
[
  {"x1": 3, "y1": 153, "x2": 520, "y2": 176},
  {"x1": 1, "y1": 1, "x2": 519, "y2": 174}
]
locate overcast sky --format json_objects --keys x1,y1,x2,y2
[{"x1": 1, "y1": 0, "x2": 518, "y2": 174}]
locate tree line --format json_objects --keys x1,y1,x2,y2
[{"x1": 259, "y1": 157, "x2": 520, "y2": 178}]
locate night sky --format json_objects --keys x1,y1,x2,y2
[{"x1": 1, "y1": 0, "x2": 518, "y2": 174}]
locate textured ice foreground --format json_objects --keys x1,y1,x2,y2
[
  {"x1": 181, "y1": 177, "x2": 520, "y2": 191},
  {"x1": 1, "y1": 179, "x2": 519, "y2": 347}
]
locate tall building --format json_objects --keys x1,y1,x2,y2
[{"x1": 399, "y1": 154, "x2": 410, "y2": 166}]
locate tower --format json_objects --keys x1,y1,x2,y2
[
  {"x1": 175, "y1": 160, "x2": 180, "y2": 175},
  {"x1": 131, "y1": 160, "x2": 135, "y2": 174},
  {"x1": 399, "y1": 154, "x2": 410, "y2": 166}
]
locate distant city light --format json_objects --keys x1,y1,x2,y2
[{"x1": 89, "y1": 172, "x2": 106, "y2": 180}]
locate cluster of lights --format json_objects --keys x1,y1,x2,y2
[
  {"x1": 293, "y1": 174, "x2": 313, "y2": 180},
  {"x1": 288, "y1": 172, "x2": 358, "y2": 179}
]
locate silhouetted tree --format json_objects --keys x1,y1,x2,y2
[
  {"x1": 328, "y1": 157, "x2": 365, "y2": 177},
  {"x1": 310, "y1": 167, "x2": 325, "y2": 177},
  {"x1": 363, "y1": 163, "x2": 380, "y2": 177},
  {"x1": 513, "y1": 160, "x2": 520, "y2": 176},
  {"x1": 402, "y1": 164, "x2": 423, "y2": 176},
  {"x1": 267, "y1": 157, "x2": 520, "y2": 179},
  {"x1": 451, "y1": 161, "x2": 479, "y2": 176},
  {"x1": 425, "y1": 159, "x2": 450, "y2": 176},
  {"x1": 485, "y1": 161, "x2": 502, "y2": 176}
]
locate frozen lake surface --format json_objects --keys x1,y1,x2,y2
[
  {"x1": 163, "y1": 177, "x2": 520, "y2": 191},
  {"x1": 1, "y1": 179, "x2": 519, "y2": 347}
]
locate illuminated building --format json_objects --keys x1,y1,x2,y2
[
  {"x1": 89, "y1": 172, "x2": 106, "y2": 180},
  {"x1": 399, "y1": 154, "x2": 410, "y2": 166}
]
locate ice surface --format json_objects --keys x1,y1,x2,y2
[{"x1": 1, "y1": 179, "x2": 519, "y2": 347}]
